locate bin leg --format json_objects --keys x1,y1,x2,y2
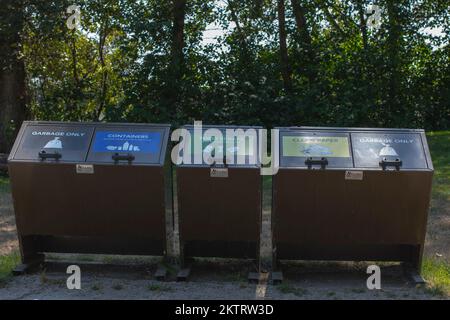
[
  {"x1": 402, "y1": 263, "x2": 425, "y2": 285},
  {"x1": 13, "y1": 253, "x2": 45, "y2": 276},
  {"x1": 154, "y1": 265, "x2": 167, "y2": 281},
  {"x1": 176, "y1": 242, "x2": 191, "y2": 281},
  {"x1": 269, "y1": 245, "x2": 283, "y2": 284},
  {"x1": 176, "y1": 268, "x2": 191, "y2": 282},
  {"x1": 248, "y1": 271, "x2": 269, "y2": 284},
  {"x1": 402, "y1": 245, "x2": 425, "y2": 285},
  {"x1": 13, "y1": 236, "x2": 45, "y2": 275}
]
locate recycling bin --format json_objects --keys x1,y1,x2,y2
[
  {"x1": 8, "y1": 121, "x2": 172, "y2": 268},
  {"x1": 176, "y1": 125, "x2": 262, "y2": 264},
  {"x1": 272, "y1": 127, "x2": 433, "y2": 274}
]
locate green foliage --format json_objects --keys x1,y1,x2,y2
[
  {"x1": 427, "y1": 131, "x2": 450, "y2": 202},
  {"x1": 13, "y1": 0, "x2": 450, "y2": 129},
  {"x1": 422, "y1": 257, "x2": 450, "y2": 297},
  {"x1": 422, "y1": 131, "x2": 450, "y2": 297},
  {"x1": 0, "y1": 251, "x2": 20, "y2": 286},
  {"x1": 0, "y1": 175, "x2": 10, "y2": 193}
]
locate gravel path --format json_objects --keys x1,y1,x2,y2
[{"x1": 0, "y1": 257, "x2": 441, "y2": 300}]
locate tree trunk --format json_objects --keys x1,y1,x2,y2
[
  {"x1": 318, "y1": 1, "x2": 346, "y2": 37},
  {"x1": 386, "y1": 0, "x2": 403, "y2": 126},
  {"x1": 94, "y1": 18, "x2": 110, "y2": 121},
  {"x1": 291, "y1": 0, "x2": 316, "y2": 84},
  {"x1": 227, "y1": 0, "x2": 250, "y2": 55},
  {"x1": 169, "y1": 0, "x2": 187, "y2": 121},
  {"x1": 277, "y1": 0, "x2": 292, "y2": 92},
  {"x1": 356, "y1": 0, "x2": 368, "y2": 50},
  {"x1": 0, "y1": 0, "x2": 28, "y2": 154}
]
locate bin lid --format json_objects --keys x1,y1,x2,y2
[
  {"x1": 278, "y1": 128, "x2": 353, "y2": 168},
  {"x1": 10, "y1": 123, "x2": 94, "y2": 162},
  {"x1": 177, "y1": 125, "x2": 261, "y2": 167},
  {"x1": 86, "y1": 124, "x2": 170, "y2": 165},
  {"x1": 351, "y1": 132, "x2": 428, "y2": 169}
]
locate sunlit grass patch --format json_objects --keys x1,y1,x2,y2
[
  {"x1": 0, "y1": 175, "x2": 10, "y2": 193},
  {"x1": 0, "y1": 251, "x2": 20, "y2": 286},
  {"x1": 422, "y1": 257, "x2": 450, "y2": 297}
]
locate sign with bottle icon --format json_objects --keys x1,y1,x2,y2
[{"x1": 92, "y1": 131, "x2": 161, "y2": 154}]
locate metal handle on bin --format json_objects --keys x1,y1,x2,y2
[
  {"x1": 112, "y1": 153, "x2": 135, "y2": 163},
  {"x1": 210, "y1": 156, "x2": 228, "y2": 168},
  {"x1": 38, "y1": 150, "x2": 62, "y2": 160},
  {"x1": 379, "y1": 157, "x2": 402, "y2": 170},
  {"x1": 305, "y1": 157, "x2": 328, "y2": 169}
]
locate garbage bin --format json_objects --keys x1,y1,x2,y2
[
  {"x1": 176, "y1": 125, "x2": 262, "y2": 265},
  {"x1": 272, "y1": 126, "x2": 433, "y2": 276},
  {"x1": 8, "y1": 121, "x2": 172, "y2": 270}
]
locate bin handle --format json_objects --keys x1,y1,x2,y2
[
  {"x1": 38, "y1": 150, "x2": 62, "y2": 160},
  {"x1": 112, "y1": 153, "x2": 135, "y2": 163},
  {"x1": 210, "y1": 156, "x2": 228, "y2": 168},
  {"x1": 305, "y1": 157, "x2": 328, "y2": 169},
  {"x1": 379, "y1": 157, "x2": 402, "y2": 170}
]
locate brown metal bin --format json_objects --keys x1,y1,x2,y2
[
  {"x1": 272, "y1": 127, "x2": 433, "y2": 278},
  {"x1": 8, "y1": 121, "x2": 172, "y2": 270},
  {"x1": 176, "y1": 125, "x2": 262, "y2": 266}
]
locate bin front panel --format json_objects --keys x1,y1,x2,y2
[
  {"x1": 12, "y1": 124, "x2": 94, "y2": 162},
  {"x1": 87, "y1": 127, "x2": 166, "y2": 164},
  {"x1": 279, "y1": 130, "x2": 353, "y2": 168},
  {"x1": 351, "y1": 132, "x2": 428, "y2": 169},
  {"x1": 177, "y1": 167, "x2": 260, "y2": 258}
]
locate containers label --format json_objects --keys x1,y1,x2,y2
[{"x1": 92, "y1": 131, "x2": 161, "y2": 153}]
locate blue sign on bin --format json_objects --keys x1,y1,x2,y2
[{"x1": 93, "y1": 131, "x2": 161, "y2": 153}]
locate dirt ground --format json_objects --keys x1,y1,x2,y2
[
  {"x1": 0, "y1": 260, "x2": 437, "y2": 300},
  {"x1": 0, "y1": 182, "x2": 448, "y2": 300},
  {"x1": 0, "y1": 192, "x2": 17, "y2": 256}
]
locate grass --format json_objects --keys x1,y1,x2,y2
[
  {"x1": 277, "y1": 282, "x2": 308, "y2": 297},
  {"x1": 112, "y1": 283, "x2": 124, "y2": 290},
  {"x1": 147, "y1": 283, "x2": 172, "y2": 292},
  {"x1": 0, "y1": 174, "x2": 10, "y2": 193},
  {"x1": 0, "y1": 251, "x2": 20, "y2": 287},
  {"x1": 427, "y1": 131, "x2": 450, "y2": 208},
  {"x1": 351, "y1": 288, "x2": 365, "y2": 294},
  {"x1": 423, "y1": 131, "x2": 450, "y2": 297},
  {"x1": 91, "y1": 284, "x2": 102, "y2": 291},
  {"x1": 422, "y1": 257, "x2": 450, "y2": 297}
]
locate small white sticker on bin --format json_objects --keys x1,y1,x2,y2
[
  {"x1": 210, "y1": 168, "x2": 228, "y2": 178},
  {"x1": 76, "y1": 164, "x2": 94, "y2": 174},
  {"x1": 345, "y1": 171, "x2": 363, "y2": 180}
]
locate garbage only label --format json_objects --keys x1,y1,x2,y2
[
  {"x1": 13, "y1": 126, "x2": 94, "y2": 162},
  {"x1": 351, "y1": 133, "x2": 427, "y2": 168},
  {"x1": 92, "y1": 131, "x2": 161, "y2": 153},
  {"x1": 28, "y1": 130, "x2": 88, "y2": 151}
]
